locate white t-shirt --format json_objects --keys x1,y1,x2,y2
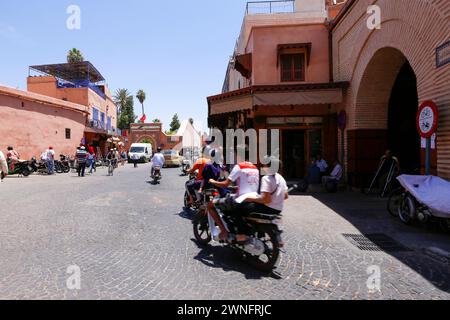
[
  {"x1": 331, "y1": 164, "x2": 343, "y2": 181},
  {"x1": 261, "y1": 174, "x2": 288, "y2": 211},
  {"x1": 316, "y1": 159, "x2": 328, "y2": 173},
  {"x1": 228, "y1": 162, "x2": 260, "y2": 199},
  {"x1": 152, "y1": 153, "x2": 165, "y2": 167},
  {"x1": 0, "y1": 151, "x2": 7, "y2": 173},
  {"x1": 47, "y1": 149, "x2": 55, "y2": 160}
]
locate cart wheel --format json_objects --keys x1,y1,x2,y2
[{"x1": 398, "y1": 194, "x2": 416, "y2": 225}]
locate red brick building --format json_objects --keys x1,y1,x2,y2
[
  {"x1": 127, "y1": 123, "x2": 180, "y2": 152},
  {"x1": 208, "y1": 0, "x2": 450, "y2": 185}
]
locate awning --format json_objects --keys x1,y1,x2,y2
[
  {"x1": 234, "y1": 53, "x2": 252, "y2": 79},
  {"x1": 253, "y1": 88, "x2": 343, "y2": 106},
  {"x1": 208, "y1": 82, "x2": 349, "y2": 116}
]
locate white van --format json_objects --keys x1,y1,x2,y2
[{"x1": 128, "y1": 143, "x2": 153, "y2": 163}]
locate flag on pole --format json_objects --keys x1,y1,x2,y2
[{"x1": 140, "y1": 114, "x2": 147, "y2": 123}]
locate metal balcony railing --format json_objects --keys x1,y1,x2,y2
[{"x1": 246, "y1": 0, "x2": 295, "y2": 15}]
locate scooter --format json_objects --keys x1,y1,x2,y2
[
  {"x1": 192, "y1": 188, "x2": 284, "y2": 272},
  {"x1": 30, "y1": 157, "x2": 49, "y2": 175},
  {"x1": 7, "y1": 160, "x2": 32, "y2": 177},
  {"x1": 151, "y1": 166, "x2": 162, "y2": 184}
]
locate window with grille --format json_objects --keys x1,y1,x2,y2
[
  {"x1": 65, "y1": 128, "x2": 71, "y2": 139},
  {"x1": 280, "y1": 53, "x2": 305, "y2": 82}
]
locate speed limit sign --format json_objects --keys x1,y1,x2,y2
[{"x1": 417, "y1": 101, "x2": 439, "y2": 138}]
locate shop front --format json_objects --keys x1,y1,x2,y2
[{"x1": 208, "y1": 83, "x2": 347, "y2": 180}]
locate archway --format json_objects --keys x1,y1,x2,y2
[
  {"x1": 138, "y1": 136, "x2": 157, "y2": 149},
  {"x1": 350, "y1": 47, "x2": 420, "y2": 186},
  {"x1": 387, "y1": 61, "x2": 420, "y2": 173}
]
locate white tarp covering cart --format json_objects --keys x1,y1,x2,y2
[{"x1": 396, "y1": 175, "x2": 450, "y2": 230}]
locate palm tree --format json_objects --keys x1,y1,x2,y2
[
  {"x1": 113, "y1": 89, "x2": 136, "y2": 130},
  {"x1": 136, "y1": 90, "x2": 146, "y2": 120},
  {"x1": 113, "y1": 89, "x2": 132, "y2": 115},
  {"x1": 67, "y1": 48, "x2": 84, "y2": 63}
]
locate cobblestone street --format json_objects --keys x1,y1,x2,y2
[{"x1": 0, "y1": 164, "x2": 449, "y2": 300}]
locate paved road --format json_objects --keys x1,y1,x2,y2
[{"x1": 0, "y1": 164, "x2": 449, "y2": 300}]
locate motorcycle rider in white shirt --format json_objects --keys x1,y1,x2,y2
[
  {"x1": 151, "y1": 147, "x2": 165, "y2": 177},
  {"x1": 208, "y1": 146, "x2": 260, "y2": 242}
]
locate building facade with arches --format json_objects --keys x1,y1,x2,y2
[{"x1": 332, "y1": 0, "x2": 450, "y2": 185}]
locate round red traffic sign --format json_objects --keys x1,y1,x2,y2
[{"x1": 417, "y1": 100, "x2": 439, "y2": 138}]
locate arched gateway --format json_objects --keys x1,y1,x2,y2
[{"x1": 332, "y1": 0, "x2": 450, "y2": 186}]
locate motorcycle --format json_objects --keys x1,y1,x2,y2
[
  {"x1": 58, "y1": 155, "x2": 71, "y2": 173},
  {"x1": 30, "y1": 157, "x2": 49, "y2": 175},
  {"x1": 6, "y1": 160, "x2": 32, "y2": 177},
  {"x1": 181, "y1": 159, "x2": 192, "y2": 176},
  {"x1": 192, "y1": 188, "x2": 285, "y2": 272},
  {"x1": 151, "y1": 166, "x2": 162, "y2": 184}
]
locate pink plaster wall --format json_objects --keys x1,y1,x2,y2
[
  {"x1": 251, "y1": 24, "x2": 330, "y2": 85},
  {"x1": 0, "y1": 93, "x2": 86, "y2": 159},
  {"x1": 28, "y1": 76, "x2": 117, "y2": 130}
]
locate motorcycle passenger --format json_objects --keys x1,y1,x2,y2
[
  {"x1": 186, "y1": 148, "x2": 212, "y2": 206},
  {"x1": 151, "y1": 147, "x2": 165, "y2": 177},
  {"x1": 208, "y1": 145, "x2": 260, "y2": 242},
  {"x1": 244, "y1": 156, "x2": 289, "y2": 215},
  {"x1": 0, "y1": 150, "x2": 8, "y2": 181},
  {"x1": 200, "y1": 149, "x2": 227, "y2": 197}
]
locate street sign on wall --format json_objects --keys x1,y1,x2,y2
[
  {"x1": 417, "y1": 100, "x2": 439, "y2": 138},
  {"x1": 417, "y1": 100, "x2": 439, "y2": 175}
]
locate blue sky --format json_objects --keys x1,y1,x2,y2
[{"x1": 0, "y1": 0, "x2": 250, "y2": 131}]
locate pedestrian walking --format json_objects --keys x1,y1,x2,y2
[
  {"x1": 0, "y1": 150, "x2": 8, "y2": 181},
  {"x1": 88, "y1": 144, "x2": 97, "y2": 173},
  {"x1": 76, "y1": 146, "x2": 88, "y2": 177},
  {"x1": 46, "y1": 147, "x2": 56, "y2": 175}
]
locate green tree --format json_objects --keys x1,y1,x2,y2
[
  {"x1": 114, "y1": 89, "x2": 136, "y2": 130},
  {"x1": 152, "y1": 119, "x2": 161, "y2": 123},
  {"x1": 169, "y1": 113, "x2": 181, "y2": 133},
  {"x1": 136, "y1": 90, "x2": 146, "y2": 121},
  {"x1": 67, "y1": 48, "x2": 84, "y2": 63}
]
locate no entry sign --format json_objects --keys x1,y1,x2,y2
[{"x1": 417, "y1": 100, "x2": 439, "y2": 138}]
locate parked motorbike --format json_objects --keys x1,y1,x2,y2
[
  {"x1": 151, "y1": 166, "x2": 162, "y2": 184},
  {"x1": 6, "y1": 160, "x2": 32, "y2": 177},
  {"x1": 58, "y1": 155, "x2": 71, "y2": 173},
  {"x1": 192, "y1": 188, "x2": 285, "y2": 272},
  {"x1": 30, "y1": 157, "x2": 49, "y2": 175}
]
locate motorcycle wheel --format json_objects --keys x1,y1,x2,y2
[
  {"x1": 63, "y1": 165, "x2": 70, "y2": 173},
  {"x1": 246, "y1": 226, "x2": 281, "y2": 273},
  {"x1": 398, "y1": 194, "x2": 416, "y2": 225},
  {"x1": 387, "y1": 188, "x2": 403, "y2": 217},
  {"x1": 193, "y1": 213, "x2": 212, "y2": 246},
  {"x1": 22, "y1": 168, "x2": 31, "y2": 177}
]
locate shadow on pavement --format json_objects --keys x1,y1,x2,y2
[
  {"x1": 178, "y1": 209, "x2": 196, "y2": 221},
  {"x1": 296, "y1": 191, "x2": 450, "y2": 293},
  {"x1": 191, "y1": 239, "x2": 280, "y2": 280}
]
